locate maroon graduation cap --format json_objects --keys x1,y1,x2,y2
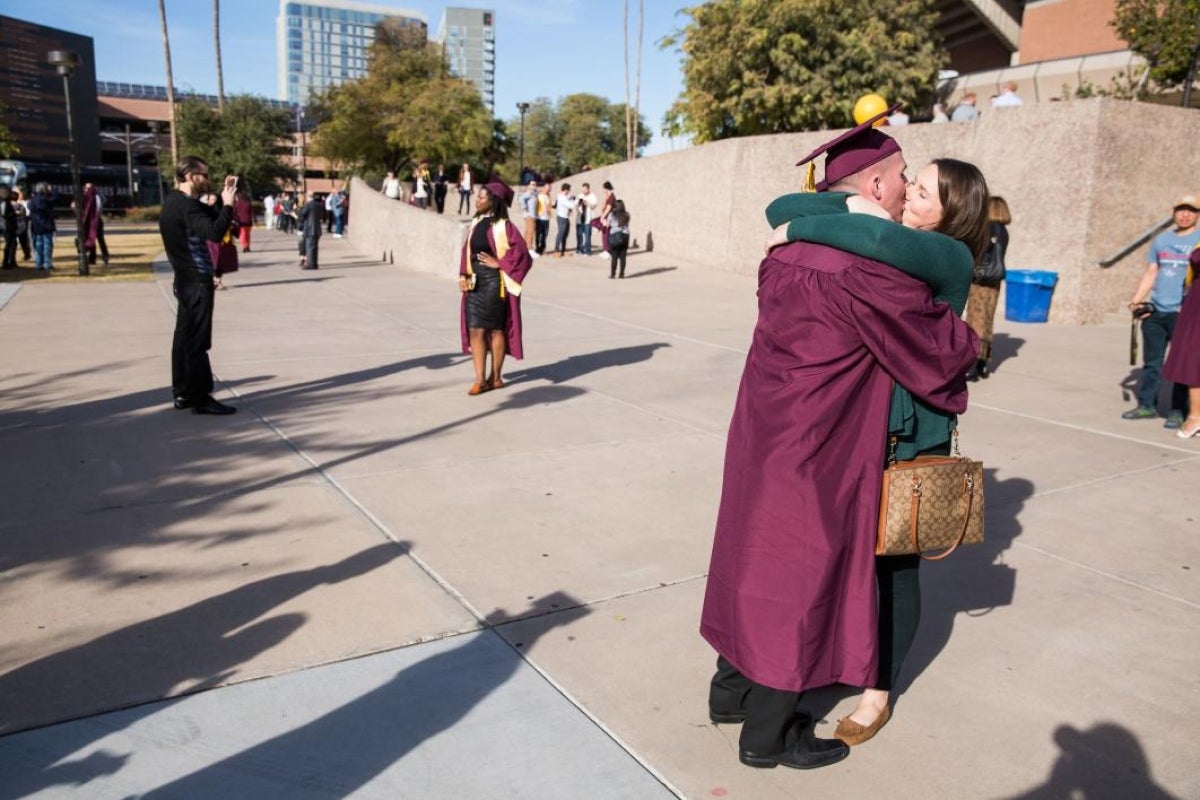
[
  {"x1": 483, "y1": 175, "x2": 514, "y2": 207},
  {"x1": 796, "y1": 104, "x2": 901, "y2": 191}
]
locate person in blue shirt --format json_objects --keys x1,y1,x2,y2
[{"x1": 1124, "y1": 194, "x2": 1200, "y2": 427}]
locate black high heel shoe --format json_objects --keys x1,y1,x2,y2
[{"x1": 976, "y1": 359, "x2": 990, "y2": 379}]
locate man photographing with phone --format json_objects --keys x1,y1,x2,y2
[{"x1": 159, "y1": 156, "x2": 239, "y2": 415}]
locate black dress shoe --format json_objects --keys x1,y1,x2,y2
[
  {"x1": 173, "y1": 396, "x2": 194, "y2": 410},
  {"x1": 191, "y1": 397, "x2": 237, "y2": 415},
  {"x1": 739, "y1": 736, "x2": 849, "y2": 770}
]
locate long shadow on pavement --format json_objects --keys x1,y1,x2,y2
[
  {"x1": 231, "y1": 276, "x2": 342, "y2": 289},
  {"x1": 506, "y1": 343, "x2": 670, "y2": 386},
  {"x1": 136, "y1": 594, "x2": 587, "y2": 799},
  {"x1": 0, "y1": 544, "x2": 406, "y2": 797},
  {"x1": 622, "y1": 266, "x2": 679, "y2": 280}
]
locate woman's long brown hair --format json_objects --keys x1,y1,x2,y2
[{"x1": 933, "y1": 158, "x2": 991, "y2": 262}]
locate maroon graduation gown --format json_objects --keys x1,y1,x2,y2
[
  {"x1": 459, "y1": 218, "x2": 533, "y2": 359},
  {"x1": 700, "y1": 241, "x2": 978, "y2": 693}
]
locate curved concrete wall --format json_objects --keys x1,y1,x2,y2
[
  {"x1": 347, "y1": 178, "x2": 468, "y2": 279},
  {"x1": 349, "y1": 99, "x2": 1200, "y2": 323}
]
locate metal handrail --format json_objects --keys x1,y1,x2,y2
[{"x1": 1097, "y1": 216, "x2": 1172, "y2": 267}]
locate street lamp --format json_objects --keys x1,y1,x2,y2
[
  {"x1": 148, "y1": 120, "x2": 165, "y2": 205},
  {"x1": 516, "y1": 101, "x2": 530, "y2": 180},
  {"x1": 47, "y1": 49, "x2": 88, "y2": 276}
]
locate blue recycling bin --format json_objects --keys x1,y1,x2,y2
[{"x1": 1004, "y1": 270, "x2": 1058, "y2": 322}]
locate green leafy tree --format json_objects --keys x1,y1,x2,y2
[
  {"x1": 175, "y1": 95, "x2": 296, "y2": 192},
  {"x1": 662, "y1": 0, "x2": 945, "y2": 141},
  {"x1": 0, "y1": 100, "x2": 19, "y2": 158},
  {"x1": 1112, "y1": 0, "x2": 1200, "y2": 94},
  {"x1": 501, "y1": 94, "x2": 651, "y2": 178},
  {"x1": 309, "y1": 20, "x2": 493, "y2": 174}
]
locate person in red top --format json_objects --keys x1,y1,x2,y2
[{"x1": 233, "y1": 187, "x2": 254, "y2": 252}]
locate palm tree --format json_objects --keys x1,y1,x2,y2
[
  {"x1": 634, "y1": 0, "x2": 643, "y2": 160},
  {"x1": 623, "y1": 1, "x2": 631, "y2": 160},
  {"x1": 623, "y1": 0, "x2": 644, "y2": 161},
  {"x1": 214, "y1": 0, "x2": 226, "y2": 113},
  {"x1": 158, "y1": 0, "x2": 179, "y2": 166}
]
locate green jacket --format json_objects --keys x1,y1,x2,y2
[{"x1": 764, "y1": 192, "x2": 973, "y2": 460}]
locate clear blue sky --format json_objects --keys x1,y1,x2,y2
[{"x1": 7, "y1": 0, "x2": 693, "y2": 156}]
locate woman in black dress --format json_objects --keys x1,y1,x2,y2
[{"x1": 458, "y1": 179, "x2": 533, "y2": 395}]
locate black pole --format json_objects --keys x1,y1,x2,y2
[
  {"x1": 124, "y1": 122, "x2": 135, "y2": 203},
  {"x1": 516, "y1": 101, "x2": 530, "y2": 181},
  {"x1": 61, "y1": 71, "x2": 88, "y2": 277}
]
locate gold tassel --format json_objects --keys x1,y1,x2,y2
[{"x1": 802, "y1": 163, "x2": 816, "y2": 193}]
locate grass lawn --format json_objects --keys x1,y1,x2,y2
[{"x1": 0, "y1": 221, "x2": 163, "y2": 283}]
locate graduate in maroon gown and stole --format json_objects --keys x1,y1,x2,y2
[
  {"x1": 700, "y1": 109, "x2": 978, "y2": 770},
  {"x1": 458, "y1": 178, "x2": 533, "y2": 395}
]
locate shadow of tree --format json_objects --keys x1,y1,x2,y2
[
  {"x1": 0, "y1": 544, "x2": 407, "y2": 798},
  {"x1": 1003, "y1": 723, "x2": 1181, "y2": 800},
  {"x1": 0, "y1": 378, "x2": 583, "y2": 577}
]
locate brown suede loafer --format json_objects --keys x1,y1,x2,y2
[{"x1": 833, "y1": 705, "x2": 891, "y2": 746}]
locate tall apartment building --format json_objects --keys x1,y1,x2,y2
[
  {"x1": 436, "y1": 8, "x2": 495, "y2": 114},
  {"x1": 277, "y1": 0, "x2": 427, "y2": 106}
]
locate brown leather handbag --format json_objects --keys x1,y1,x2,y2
[{"x1": 876, "y1": 432, "x2": 984, "y2": 560}]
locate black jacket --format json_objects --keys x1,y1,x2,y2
[{"x1": 158, "y1": 190, "x2": 234, "y2": 283}]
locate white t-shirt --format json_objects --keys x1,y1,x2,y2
[
  {"x1": 554, "y1": 192, "x2": 576, "y2": 219},
  {"x1": 383, "y1": 178, "x2": 401, "y2": 199},
  {"x1": 578, "y1": 192, "x2": 597, "y2": 223}
]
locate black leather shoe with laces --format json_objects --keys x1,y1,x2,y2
[{"x1": 739, "y1": 736, "x2": 849, "y2": 770}]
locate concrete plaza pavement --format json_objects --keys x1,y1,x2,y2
[{"x1": 0, "y1": 226, "x2": 1197, "y2": 799}]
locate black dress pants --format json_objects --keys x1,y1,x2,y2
[
  {"x1": 2, "y1": 232, "x2": 16, "y2": 267},
  {"x1": 299, "y1": 233, "x2": 320, "y2": 269},
  {"x1": 172, "y1": 281, "x2": 215, "y2": 401},
  {"x1": 710, "y1": 656, "x2": 801, "y2": 754}
]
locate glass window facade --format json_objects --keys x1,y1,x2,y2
[{"x1": 278, "y1": 1, "x2": 428, "y2": 105}]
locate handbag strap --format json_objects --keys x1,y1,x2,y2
[{"x1": 907, "y1": 468, "x2": 976, "y2": 561}]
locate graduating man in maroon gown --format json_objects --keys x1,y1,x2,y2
[{"x1": 700, "y1": 115, "x2": 978, "y2": 770}]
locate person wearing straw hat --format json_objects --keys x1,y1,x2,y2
[
  {"x1": 458, "y1": 177, "x2": 534, "y2": 395},
  {"x1": 700, "y1": 106, "x2": 979, "y2": 771}
]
